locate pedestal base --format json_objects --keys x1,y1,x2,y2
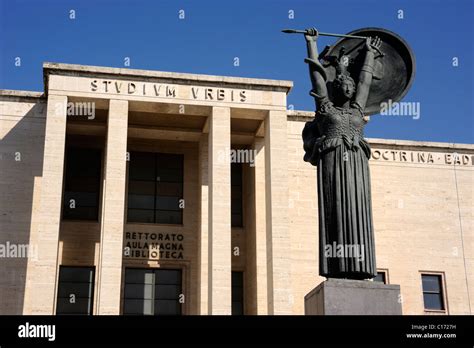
[{"x1": 304, "y1": 278, "x2": 402, "y2": 315}]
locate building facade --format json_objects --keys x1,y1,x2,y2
[{"x1": 0, "y1": 63, "x2": 472, "y2": 315}]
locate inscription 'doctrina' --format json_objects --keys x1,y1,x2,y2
[
  {"x1": 371, "y1": 149, "x2": 473, "y2": 166},
  {"x1": 90, "y1": 79, "x2": 247, "y2": 102}
]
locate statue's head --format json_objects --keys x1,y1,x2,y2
[{"x1": 333, "y1": 74, "x2": 356, "y2": 100}]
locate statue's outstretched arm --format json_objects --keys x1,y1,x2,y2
[
  {"x1": 304, "y1": 28, "x2": 328, "y2": 100},
  {"x1": 355, "y1": 37, "x2": 382, "y2": 110}
]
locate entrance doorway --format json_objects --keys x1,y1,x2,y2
[{"x1": 123, "y1": 268, "x2": 182, "y2": 315}]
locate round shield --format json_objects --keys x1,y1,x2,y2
[{"x1": 321, "y1": 27, "x2": 416, "y2": 115}]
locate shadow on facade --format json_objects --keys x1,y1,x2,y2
[{"x1": 0, "y1": 98, "x2": 46, "y2": 314}]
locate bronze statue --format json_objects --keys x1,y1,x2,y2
[{"x1": 284, "y1": 27, "x2": 415, "y2": 280}]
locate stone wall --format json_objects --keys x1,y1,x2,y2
[{"x1": 0, "y1": 92, "x2": 46, "y2": 314}]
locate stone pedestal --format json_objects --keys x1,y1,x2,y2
[{"x1": 305, "y1": 279, "x2": 402, "y2": 315}]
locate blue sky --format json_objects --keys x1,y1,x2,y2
[{"x1": 0, "y1": 0, "x2": 473, "y2": 143}]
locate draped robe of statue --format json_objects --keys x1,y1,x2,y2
[{"x1": 303, "y1": 93, "x2": 377, "y2": 280}]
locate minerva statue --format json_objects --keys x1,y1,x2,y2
[
  {"x1": 284, "y1": 26, "x2": 415, "y2": 280},
  {"x1": 303, "y1": 27, "x2": 381, "y2": 280}
]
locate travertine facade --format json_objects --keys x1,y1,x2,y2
[{"x1": 0, "y1": 63, "x2": 472, "y2": 315}]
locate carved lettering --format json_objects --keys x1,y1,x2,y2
[
  {"x1": 90, "y1": 79, "x2": 247, "y2": 104},
  {"x1": 464, "y1": 155, "x2": 471, "y2": 165},
  {"x1": 400, "y1": 151, "x2": 407, "y2": 162},
  {"x1": 418, "y1": 152, "x2": 426, "y2": 163},
  {"x1": 91, "y1": 80, "x2": 98, "y2": 91},
  {"x1": 124, "y1": 231, "x2": 185, "y2": 260},
  {"x1": 166, "y1": 86, "x2": 176, "y2": 97},
  {"x1": 371, "y1": 150, "x2": 472, "y2": 166},
  {"x1": 154, "y1": 84, "x2": 161, "y2": 96},
  {"x1": 217, "y1": 89, "x2": 225, "y2": 100}
]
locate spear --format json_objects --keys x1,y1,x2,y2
[{"x1": 282, "y1": 29, "x2": 367, "y2": 40}]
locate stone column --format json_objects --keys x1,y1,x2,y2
[
  {"x1": 248, "y1": 137, "x2": 268, "y2": 314},
  {"x1": 265, "y1": 110, "x2": 291, "y2": 314},
  {"x1": 24, "y1": 95, "x2": 67, "y2": 314},
  {"x1": 208, "y1": 106, "x2": 232, "y2": 314},
  {"x1": 96, "y1": 99, "x2": 128, "y2": 315},
  {"x1": 198, "y1": 136, "x2": 209, "y2": 314}
]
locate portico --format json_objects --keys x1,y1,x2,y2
[{"x1": 23, "y1": 62, "x2": 293, "y2": 315}]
